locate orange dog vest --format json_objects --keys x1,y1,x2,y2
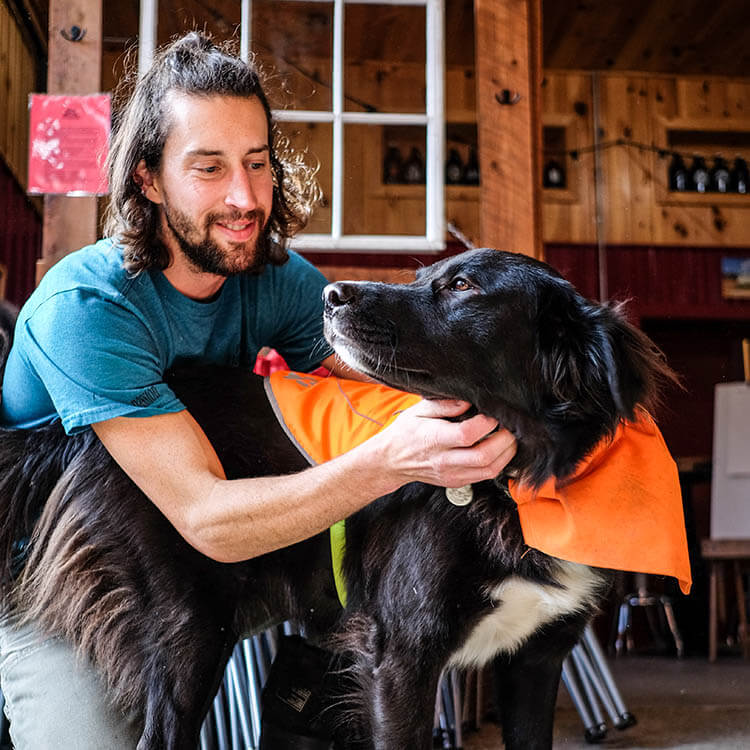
[{"x1": 265, "y1": 371, "x2": 692, "y2": 595}]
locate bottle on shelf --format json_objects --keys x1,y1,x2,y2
[
  {"x1": 543, "y1": 157, "x2": 566, "y2": 189},
  {"x1": 710, "y1": 156, "x2": 731, "y2": 194},
  {"x1": 730, "y1": 156, "x2": 749, "y2": 194},
  {"x1": 463, "y1": 148, "x2": 480, "y2": 186},
  {"x1": 383, "y1": 145, "x2": 404, "y2": 185},
  {"x1": 402, "y1": 147, "x2": 425, "y2": 184},
  {"x1": 688, "y1": 155, "x2": 710, "y2": 193},
  {"x1": 667, "y1": 153, "x2": 689, "y2": 192},
  {"x1": 445, "y1": 148, "x2": 464, "y2": 185}
]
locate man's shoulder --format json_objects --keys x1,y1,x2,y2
[
  {"x1": 42, "y1": 238, "x2": 128, "y2": 291},
  {"x1": 20, "y1": 239, "x2": 159, "y2": 330}
]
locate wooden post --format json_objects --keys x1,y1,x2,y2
[
  {"x1": 474, "y1": 0, "x2": 543, "y2": 258},
  {"x1": 38, "y1": 0, "x2": 102, "y2": 284}
]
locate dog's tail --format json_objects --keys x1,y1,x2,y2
[
  {"x1": 0, "y1": 424, "x2": 93, "y2": 601},
  {"x1": 0, "y1": 300, "x2": 94, "y2": 599}
]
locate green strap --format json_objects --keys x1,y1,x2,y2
[{"x1": 329, "y1": 520, "x2": 347, "y2": 608}]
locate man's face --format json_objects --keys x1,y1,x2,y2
[{"x1": 142, "y1": 92, "x2": 275, "y2": 276}]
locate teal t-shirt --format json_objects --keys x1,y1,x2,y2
[{"x1": 0, "y1": 239, "x2": 333, "y2": 434}]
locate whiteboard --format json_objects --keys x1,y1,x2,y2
[{"x1": 710, "y1": 383, "x2": 750, "y2": 539}]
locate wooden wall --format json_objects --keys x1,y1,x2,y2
[
  {"x1": 0, "y1": 2, "x2": 42, "y2": 304},
  {"x1": 0, "y1": 156, "x2": 41, "y2": 306},
  {"x1": 0, "y1": 0, "x2": 38, "y2": 188},
  {"x1": 272, "y1": 65, "x2": 750, "y2": 254},
  {"x1": 540, "y1": 71, "x2": 750, "y2": 247}
]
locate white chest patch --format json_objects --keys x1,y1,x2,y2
[{"x1": 448, "y1": 561, "x2": 603, "y2": 669}]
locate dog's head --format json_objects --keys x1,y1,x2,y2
[{"x1": 323, "y1": 248, "x2": 676, "y2": 485}]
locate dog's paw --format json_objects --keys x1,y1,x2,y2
[{"x1": 446, "y1": 485, "x2": 473, "y2": 506}]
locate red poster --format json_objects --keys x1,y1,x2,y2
[{"x1": 28, "y1": 94, "x2": 110, "y2": 195}]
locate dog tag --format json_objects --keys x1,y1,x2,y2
[{"x1": 446, "y1": 485, "x2": 473, "y2": 506}]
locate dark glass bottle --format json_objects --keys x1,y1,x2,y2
[
  {"x1": 445, "y1": 148, "x2": 464, "y2": 185},
  {"x1": 730, "y1": 156, "x2": 749, "y2": 194},
  {"x1": 667, "y1": 153, "x2": 689, "y2": 192},
  {"x1": 543, "y1": 158, "x2": 566, "y2": 189},
  {"x1": 689, "y1": 156, "x2": 710, "y2": 193},
  {"x1": 710, "y1": 156, "x2": 731, "y2": 193},
  {"x1": 463, "y1": 148, "x2": 480, "y2": 185},
  {"x1": 383, "y1": 145, "x2": 403, "y2": 184},
  {"x1": 402, "y1": 147, "x2": 425, "y2": 184}
]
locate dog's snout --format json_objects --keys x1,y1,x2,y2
[{"x1": 324, "y1": 282, "x2": 358, "y2": 308}]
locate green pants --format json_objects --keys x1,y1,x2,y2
[{"x1": 0, "y1": 610, "x2": 142, "y2": 749}]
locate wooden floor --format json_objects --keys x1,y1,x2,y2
[{"x1": 463, "y1": 655, "x2": 750, "y2": 749}]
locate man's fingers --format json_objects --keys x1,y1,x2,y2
[
  {"x1": 409, "y1": 398, "x2": 472, "y2": 419},
  {"x1": 407, "y1": 400, "x2": 500, "y2": 446}
]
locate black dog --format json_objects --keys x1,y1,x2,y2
[{"x1": 0, "y1": 249, "x2": 674, "y2": 749}]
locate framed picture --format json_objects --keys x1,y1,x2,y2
[{"x1": 721, "y1": 257, "x2": 750, "y2": 300}]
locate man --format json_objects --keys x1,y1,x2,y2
[{"x1": 0, "y1": 32, "x2": 516, "y2": 749}]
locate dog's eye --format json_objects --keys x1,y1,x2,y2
[{"x1": 450, "y1": 278, "x2": 472, "y2": 292}]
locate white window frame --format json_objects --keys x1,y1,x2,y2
[
  {"x1": 139, "y1": 0, "x2": 445, "y2": 253},
  {"x1": 242, "y1": 0, "x2": 446, "y2": 253}
]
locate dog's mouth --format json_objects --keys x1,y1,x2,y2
[{"x1": 324, "y1": 321, "x2": 448, "y2": 396}]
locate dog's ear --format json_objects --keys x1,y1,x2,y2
[
  {"x1": 595, "y1": 301, "x2": 679, "y2": 417},
  {"x1": 536, "y1": 287, "x2": 676, "y2": 422}
]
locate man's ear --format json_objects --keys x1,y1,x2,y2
[{"x1": 133, "y1": 160, "x2": 163, "y2": 204}]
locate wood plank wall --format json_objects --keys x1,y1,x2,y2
[
  {"x1": 0, "y1": 4, "x2": 42, "y2": 304},
  {"x1": 273, "y1": 64, "x2": 750, "y2": 258},
  {"x1": 0, "y1": 0, "x2": 38, "y2": 188},
  {"x1": 541, "y1": 71, "x2": 750, "y2": 247}
]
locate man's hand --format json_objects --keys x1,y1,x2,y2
[{"x1": 370, "y1": 398, "x2": 517, "y2": 491}]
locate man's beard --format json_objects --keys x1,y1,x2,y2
[{"x1": 162, "y1": 200, "x2": 270, "y2": 276}]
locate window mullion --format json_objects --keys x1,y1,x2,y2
[
  {"x1": 240, "y1": 0, "x2": 251, "y2": 62},
  {"x1": 425, "y1": 0, "x2": 445, "y2": 246},
  {"x1": 331, "y1": 0, "x2": 345, "y2": 241}
]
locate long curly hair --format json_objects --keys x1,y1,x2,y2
[{"x1": 103, "y1": 31, "x2": 321, "y2": 274}]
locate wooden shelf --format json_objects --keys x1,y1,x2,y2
[
  {"x1": 655, "y1": 117, "x2": 750, "y2": 208},
  {"x1": 370, "y1": 184, "x2": 480, "y2": 201},
  {"x1": 543, "y1": 187, "x2": 579, "y2": 204},
  {"x1": 660, "y1": 191, "x2": 750, "y2": 207}
]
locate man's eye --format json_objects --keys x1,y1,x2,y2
[
  {"x1": 450, "y1": 278, "x2": 472, "y2": 292},
  {"x1": 198, "y1": 165, "x2": 219, "y2": 174}
]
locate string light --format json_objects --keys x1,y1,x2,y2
[{"x1": 543, "y1": 137, "x2": 746, "y2": 165}]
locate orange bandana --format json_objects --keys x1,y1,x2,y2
[{"x1": 265, "y1": 371, "x2": 692, "y2": 594}]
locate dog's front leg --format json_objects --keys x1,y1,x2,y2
[
  {"x1": 363, "y1": 646, "x2": 443, "y2": 750},
  {"x1": 491, "y1": 648, "x2": 566, "y2": 750}
]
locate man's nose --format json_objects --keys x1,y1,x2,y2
[{"x1": 225, "y1": 169, "x2": 257, "y2": 211}]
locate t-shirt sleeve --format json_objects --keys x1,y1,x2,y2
[
  {"x1": 21, "y1": 288, "x2": 184, "y2": 434},
  {"x1": 266, "y1": 252, "x2": 334, "y2": 372}
]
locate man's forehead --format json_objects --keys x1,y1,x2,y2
[{"x1": 161, "y1": 91, "x2": 269, "y2": 151}]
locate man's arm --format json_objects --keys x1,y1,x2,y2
[{"x1": 92, "y1": 400, "x2": 516, "y2": 563}]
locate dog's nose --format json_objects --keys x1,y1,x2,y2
[{"x1": 324, "y1": 282, "x2": 357, "y2": 308}]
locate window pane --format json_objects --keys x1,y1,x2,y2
[
  {"x1": 276, "y1": 121, "x2": 333, "y2": 235},
  {"x1": 343, "y1": 124, "x2": 426, "y2": 236},
  {"x1": 344, "y1": 4, "x2": 426, "y2": 114},
  {"x1": 253, "y1": 1, "x2": 334, "y2": 112}
]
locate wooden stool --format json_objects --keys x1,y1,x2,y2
[{"x1": 700, "y1": 539, "x2": 750, "y2": 662}]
